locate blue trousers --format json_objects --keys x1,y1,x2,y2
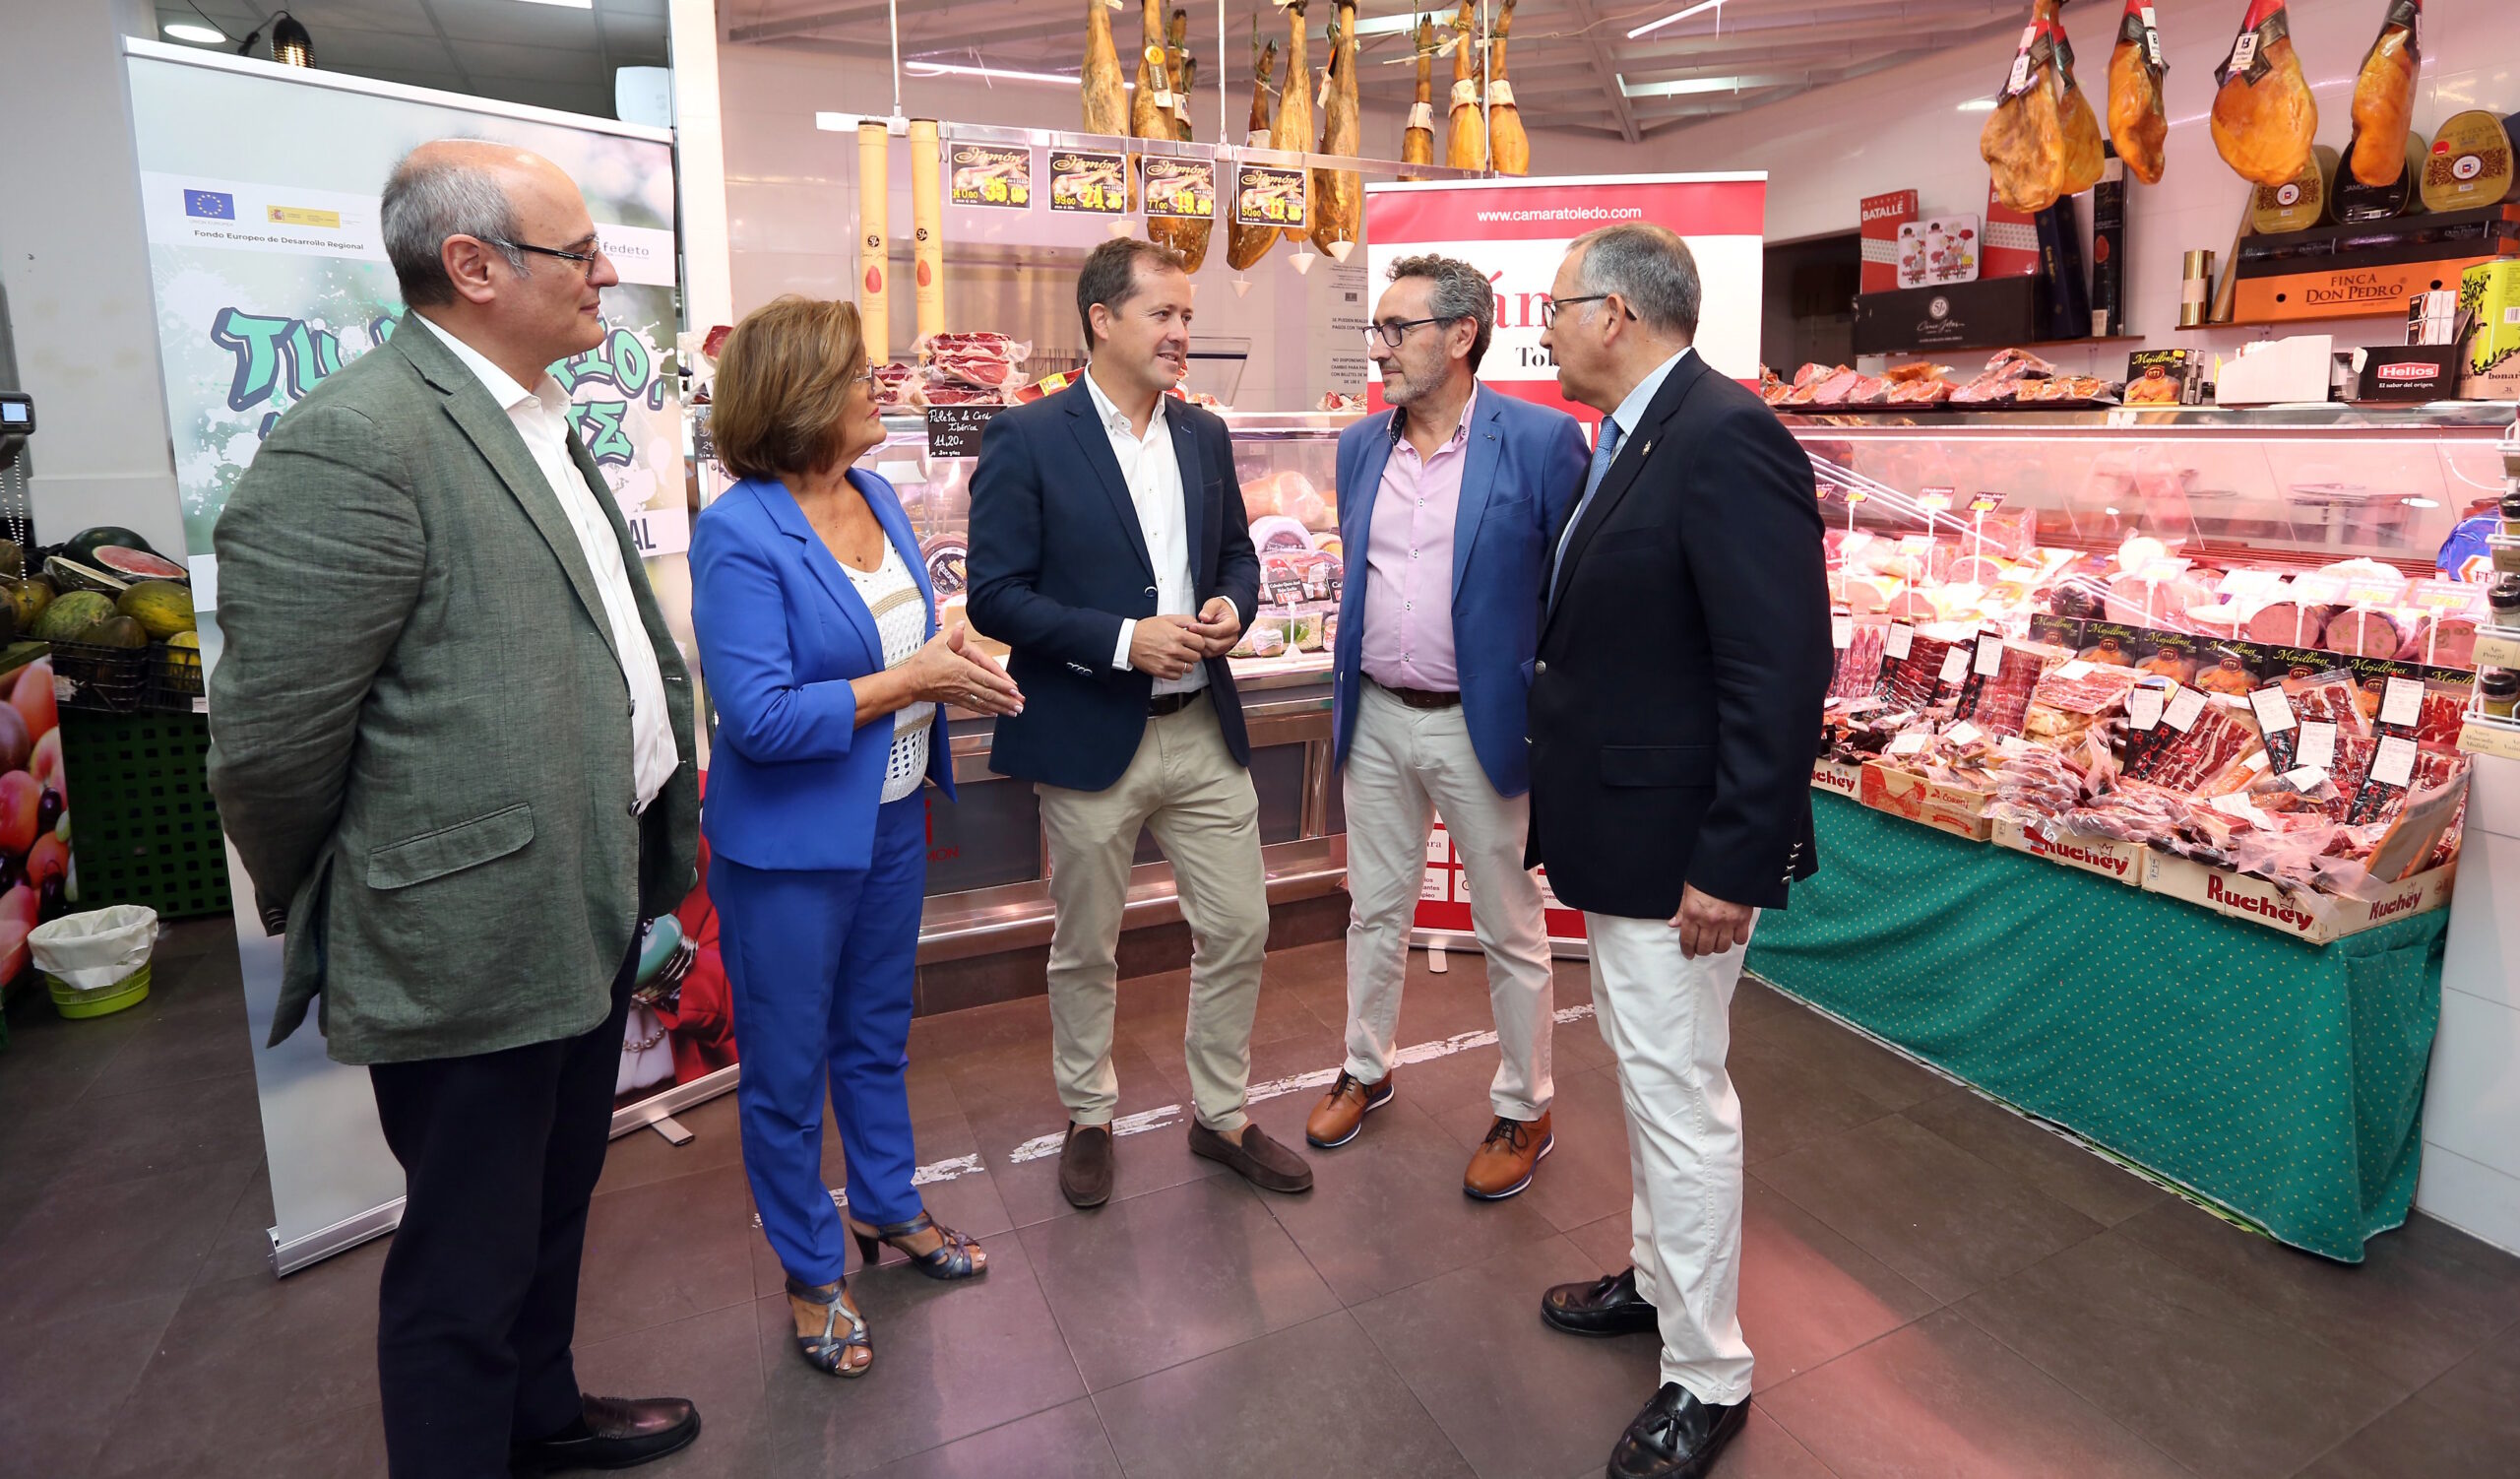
[{"x1": 714, "y1": 792, "x2": 927, "y2": 1286}]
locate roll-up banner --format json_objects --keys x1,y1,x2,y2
[
  {"x1": 1363, "y1": 174, "x2": 1767, "y2": 950},
  {"x1": 120, "y1": 38, "x2": 722, "y2": 1275}
]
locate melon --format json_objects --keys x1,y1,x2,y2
[
  {"x1": 115, "y1": 581, "x2": 196, "y2": 640},
  {"x1": 80, "y1": 615, "x2": 150, "y2": 650},
  {"x1": 94, "y1": 547, "x2": 185, "y2": 584},
  {"x1": 31, "y1": 590, "x2": 115, "y2": 642}
]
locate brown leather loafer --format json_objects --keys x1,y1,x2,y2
[
  {"x1": 1059, "y1": 1122, "x2": 1115, "y2": 1209},
  {"x1": 1187, "y1": 1121, "x2": 1314, "y2": 1193},
  {"x1": 1464, "y1": 1111, "x2": 1552, "y2": 1199},
  {"x1": 511, "y1": 1394, "x2": 700, "y2": 1472},
  {"x1": 1305, "y1": 1070, "x2": 1394, "y2": 1148}
]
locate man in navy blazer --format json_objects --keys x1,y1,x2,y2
[
  {"x1": 1302, "y1": 254, "x2": 1589, "y2": 1202},
  {"x1": 968, "y1": 238, "x2": 1313, "y2": 1209}
]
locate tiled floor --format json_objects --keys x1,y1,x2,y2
[{"x1": 5, "y1": 924, "x2": 2520, "y2": 1479}]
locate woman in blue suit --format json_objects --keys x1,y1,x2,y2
[{"x1": 691, "y1": 297, "x2": 1022, "y2": 1379}]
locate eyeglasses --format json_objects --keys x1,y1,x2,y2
[
  {"x1": 486, "y1": 236, "x2": 606, "y2": 280},
  {"x1": 1361, "y1": 316, "x2": 1459, "y2": 350},
  {"x1": 1539, "y1": 294, "x2": 1637, "y2": 329}
]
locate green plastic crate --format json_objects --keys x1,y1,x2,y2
[{"x1": 57, "y1": 710, "x2": 231, "y2": 922}]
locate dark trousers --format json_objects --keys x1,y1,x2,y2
[{"x1": 369, "y1": 938, "x2": 639, "y2": 1479}]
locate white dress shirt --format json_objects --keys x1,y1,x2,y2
[
  {"x1": 1086, "y1": 368, "x2": 1205, "y2": 696},
  {"x1": 411, "y1": 313, "x2": 680, "y2": 811}
]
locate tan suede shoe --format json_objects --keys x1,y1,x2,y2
[
  {"x1": 1464, "y1": 1111, "x2": 1553, "y2": 1199},
  {"x1": 1304, "y1": 1070, "x2": 1394, "y2": 1148}
]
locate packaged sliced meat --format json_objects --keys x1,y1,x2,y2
[
  {"x1": 915, "y1": 332, "x2": 1035, "y2": 390},
  {"x1": 1830, "y1": 618, "x2": 1888, "y2": 702},
  {"x1": 2212, "y1": 0, "x2": 2319, "y2": 188},
  {"x1": 1960, "y1": 638, "x2": 2073, "y2": 738}
]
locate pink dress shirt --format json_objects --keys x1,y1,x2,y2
[{"x1": 1358, "y1": 388, "x2": 1479, "y2": 692}]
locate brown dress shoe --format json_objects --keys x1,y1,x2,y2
[
  {"x1": 1059, "y1": 1122, "x2": 1114, "y2": 1208},
  {"x1": 1187, "y1": 1121, "x2": 1314, "y2": 1193},
  {"x1": 1463, "y1": 1111, "x2": 1552, "y2": 1199},
  {"x1": 1304, "y1": 1070, "x2": 1394, "y2": 1148}
]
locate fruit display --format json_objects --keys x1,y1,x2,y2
[
  {"x1": 14, "y1": 527, "x2": 200, "y2": 714},
  {"x1": 0, "y1": 656, "x2": 70, "y2": 983}
]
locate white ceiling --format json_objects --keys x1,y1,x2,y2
[{"x1": 152, "y1": 0, "x2": 670, "y2": 118}]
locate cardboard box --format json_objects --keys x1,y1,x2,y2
[
  {"x1": 2215, "y1": 334, "x2": 2339, "y2": 406},
  {"x1": 1990, "y1": 817, "x2": 2144, "y2": 887},
  {"x1": 1811, "y1": 758, "x2": 1863, "y2": 802},
  {"x1": 2357, "y1": 346, "x2": 2466, "y2": 402},
  {"x1": 2139, "y1": 853, "x2": 2456, "y2": 944},
  {"x1": 1860, "y1": 190, "x2": 1918, "y2": 294},
  {"x1": 1853, "y1": 278, "x2": 2045, "y2": 357},
  {"x1": 1858, "y1": 761, "x2": 1993, "y2": 843}
]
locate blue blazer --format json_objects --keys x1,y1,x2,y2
[
  {"x1": 689, "y1": 470, "x2": 954, "y2": 872},
  {"x1": 966, "y1": 383, "x2": 1262, "y2": 793},
  {"x1": 1332, "y1": 388, "x2": 1589, "y2": 799}
]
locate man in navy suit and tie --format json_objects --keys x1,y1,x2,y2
[
  {"x1": 968, "y1": 237, "x2": 1313, "y2": 1209},
  {"x1": 1302, "y1": 255, "x2": 1588, "y2": 1201}
]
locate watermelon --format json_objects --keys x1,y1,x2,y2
[
  {"x1": 94, "y1": 547, "x2": 186, "y2": 583},
  {"x1": 64, "y1": 526, "x2": 153, "y2": 565}
]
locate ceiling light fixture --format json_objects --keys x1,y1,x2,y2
[
  {"x1": 1628, "y1": 0, "x2": 1724, "y2": 41},
  {"x1": 904, "y1": 61, "x2": 1093, "y2": 87},
  {"x1": 1617, "y1": 73, "x2": 1791, "y2": 99},
  {"x1": 163, "y1": 21, "x2": 226, "y2": 42},
  {"x1": 511, "y1": 0, "x2": 597, "y2": 10}
]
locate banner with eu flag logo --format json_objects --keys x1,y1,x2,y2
[{"x1": 181, "y1": 188, "x2": 234, "y2": 220}]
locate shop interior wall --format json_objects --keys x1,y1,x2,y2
[
  {"x1": 1642, "y1": 0, "x2": 2520, "y2": 375},
  {"x1": 715, "y1": 33, "x2": 1660, "y2": 409},
  {"x1": 0, "y1": 0, "x2": 187, "y2": 554}
]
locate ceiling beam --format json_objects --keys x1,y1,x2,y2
[
  {"x1": 727, "y1": 0, "x2": 1012, "y2": 46},
  {"x1": 1555, "y1": 0, "x2": 1640, "y2": 145}
]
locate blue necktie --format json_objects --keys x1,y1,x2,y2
[{"x1": 1551, "y1": 416, "x2": 1622, "y2": 596}]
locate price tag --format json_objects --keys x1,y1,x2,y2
[
  {"x1": 1938, "y1": 645, "x2": 1973, "y2": 686},
  {"x1": 1888, "y1": 730, "x2": 1930, "y2": 756},
  {"x1": 2219, "y1": 568, "x2": 2283, "y2": 600},
  {"x1": 1047, "y1": 151, "x2": 1129, "y2": 214},
  {"x1": 2248, "y1": 686, "x2": 2297, "y2": 734},
  {"x1": 1234, "y1": 163, "x2": 1308, "y2": 228},
  {"x1": 1142, "y1": 158, "x2": 1218, "y2": 220},
  {"x1": 2372, "y1": 735, "x2": 2419, "y2": 788},
  {"x1": 1968, "y1": 492, "x2": 2005, "y2": 514},
  {"x1": 2007, "y1": 50, "x2": 2034, "y2": 95},
  {"x1": 1999, "y1": 735, "x2": 2037, "y2": 756},
  {"x1": 949, "y1": 143, "x2": 1035, "y2": 210},
  {"x1": 1885, "y1": 623, "x2": 1916, "y2": 660},
  {"x1": 2211, "y1": 793, "x2": 2262, "y2": 821},
  {"x1": 2230, "y1": 31, "x2": 2259, "y2": 74},
  {"x1": 1975, "y1": 638, "x2": 2005, "y2": 677},
  {"x1": 2129, "y1": 687, "x2": 2166, "y2": 731},
  {"x1": 1832, "y1": 613, "x2": 1855, "y2": 650},
  {"x1": 1920, "y1": 485, "x2": 1955, "y2": 512},
  {"x1": 2341, "y1": 580, "x2": 2407, "y2": 608},
  {"x1": 924, "y1": 403, "x2": 1003, "y2": 458},
  {"x1": 2298, "y1": 720, "x2": 2338, "y2": 771},
  {"x1": 2284, "y1": 765, "x2": 2330, "y2": 790},
  {"x1": 2243, "y1": 749, "x2": 2270, "y2": 772},
  {"x1": 1947, "y1": 722, "x2": 1984, "y2": 746},
  {"x1": 2380, "y1": 675, "x2": 2426, "y2": 729},
  {"x1": 2054, "y1": 660, "x2": 2095, "y2": 680},
  {"x1": 2164, "y1": 684, "x2": 2206, "y2": 733}
]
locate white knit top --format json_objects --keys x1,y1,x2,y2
[{"x1": 843, "y1": 541, "x2": 935, "y2": 804}]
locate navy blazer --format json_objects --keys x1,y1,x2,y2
[
  {"x1": 966, "y1": 382, "x2": 1262, "y2": 793},
  {"x1": 1332, "y1": 388, "x2": 1588, "y2": 798},
  {"x1": 689, "y1": 470, "x2": 954, "y2": 872}
]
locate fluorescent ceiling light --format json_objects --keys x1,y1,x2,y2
[
  {"x1": 1957, "y1": 97, "x2": 1998, "y2": 112},
  {"x1": 1617, "y1": 73, "x2": 1787, "y2": 99},
  {"x1": 1353, "y1": 13, "x2": 1429, "y2": 37},
  {"x1": 1628, "y1": 0, "x2": 1724, "y2": 41},
  {"x1": 162, "y1": 21, "x2": 226, "y2": 42},
  {"x1": 511, "y1": 0, "x2": 597, "y2": 9},
  {"x1": 905, "y1": 61, "x2": 1090, "y2": 87}
]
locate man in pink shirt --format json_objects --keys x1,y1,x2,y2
[{"x1": 1306, "y1": 255, "x2": 1590, "y2": 1197}]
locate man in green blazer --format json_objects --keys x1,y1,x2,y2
[{"x1": 208, "y1": 140, "x2": 702, "y2": 1479}]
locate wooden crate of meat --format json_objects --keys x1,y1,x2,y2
[
  {"x1": 1811, "y1": 758, "x2": 1863, "y2": 802},
  {"x1": 1859, "y1": 761, "x2": 1995, "y2": 842},
  {"x1": 2140, "y1": 854, "x2": 2455, "y2": 944},
  {"x1": 1990, "y1": 817, "x2": 2144, "y2": 887}
]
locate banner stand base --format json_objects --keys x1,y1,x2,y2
[{"x1": 1411, "y1": 928, "x2": 1591, "y2": 963}]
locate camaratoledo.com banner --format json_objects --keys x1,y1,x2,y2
[{"x1": 1363, "y1": 174, "x2": 1768, "y2": 945}]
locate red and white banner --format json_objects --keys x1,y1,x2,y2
[{"x1": 1362, "y1": 172, "x2": 1768, "y2": 419}]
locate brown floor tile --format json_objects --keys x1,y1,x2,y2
[
  {"x1": 97, "y1": 1399, "x2": 391, "y2": 1479},
  {"x1": 1758, "y1": 1114, "x2": 2101, "y2": 1303},
  {"x1": 1427, "y1": 1063, "x2": 1635, "y2": 1234},
  {"x1": 1729, "y1": 1018, "x2": 1904, "y2": 1170},
  {"x1": 857, "y1": 1398, "x2": 1122, "y2": 1479},
  {"x1": 0, "y1": 1159, "x2": 255, "y2": 1327},
  {"x1": 0, "y1": 1293, "x2": 183, "y2": 1479},
  {"x1": 569, "y1": 1301, "x2": 770, "y2": 1479},
  {"x1": 1357, "y1": 1234, "x2": 1662, "y2": 1479},
  {"x1": 598, "y1": 1087, "x2": 752, "y2": 1197},
  {"x1": 1736, "y1": 1175, "x2": 1943, "y2": 1391},
  {"x1": 1736, "y1": 997, "x2": 1955, "y2": 1115},
  {"x1": 2297, "y1": 1315, "x2": 2520, "y2": 1479},
  {"x1": 1759, "y1": 1309, "x2": 2186, "y2": 1479},
  {"x1": 89, "y1": 1239, "x2": 387, "y2": 1478},
  {"x1": 1244, "y1": 1092, "x2": 1559, "y2": 1305},
  {"x1": 1956, "y1": 1230, "x2": 2405, "y2": 1479},
  {"x1": 10, "y1": 1067, "x2": 263, "y2": 1195},
  {"x1": 574, "y1": 1163, "x2": 760, "y2": 1348},
  {"x1": 1020, "y1": 1174, "x2": 1338, "y2": 1390},
  {"x1": 82, "y1": 988, "x2": 256, "y2": 1097},
  {"x1": 2113, "y1": 1198, "x2": 2520, "y2": 1391},
  {"x1": 192, "y1": 1162, "x2": 280, "y2": 1286},
  {"x1": 755, "y1": 1234, "x2": 1083, "y2": 1476},
  {"x1": 1096, "y1": 1309, "x2": 1474, "y2": 1479},
  {"x1": 1903, "y1": 1091, "x2": 2167, "y2": 1229}
]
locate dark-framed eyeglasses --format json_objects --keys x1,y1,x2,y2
[
  {"x1": 486, "y1": 236, "x2": 606, "y2": 279},
  {"x1": 1362, "y1": 315, "x2": 1460, "y2": 351},
  {"x1": 1540, "y1": 294, "x2": 1637, "y2": 329}
]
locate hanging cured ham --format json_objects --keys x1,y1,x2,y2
[
  {"x1": 1981, "y1": 0, "x2": 2105, "y2": 215},
  {"x1": 2108, "y1": 0, "x2": 2169, "y2": 185},
  {"x1": 1082, "y1": 0, "x2": 1128, "y2": 137},
  {"x1": 1445, "y1": 1, "x2": 1484, "y2": 172},
  {"x1": 1275, "y1": 0, "x2": 1314, "y2": 248},
  {"x1": 2348, "y1": 1, "x2": 2422, "y2": 187},
  {"x1": 1227, "y1": 36, "x2": 1279, "y2": 270},
  {"x1": 1311, "y1": 0, "x2": 1361, "y2": 259},
  {"x1": 1162, "y1": 10, "x2": 1214, "y2": 272},
  {"x1": 1131, "y1": 0, "x2": 1172, "y2": 229},
  {"x1": 2211, "y1": 0, "x2": 2318, "y2": 188},
  {"x1": 1488, "y1": 0, "x2": 1529, "y2": 175},
  {"x1": 1402, "y1": 17, "x2": 1435, "y2": 166}
]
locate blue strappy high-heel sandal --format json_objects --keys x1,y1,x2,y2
[
  {"x1": 847, "y1": 1209, "x2": 988, "y2": 1280},
  {"x1": 785, "y1": 1275, "x2": 871, "y2": 1377}
]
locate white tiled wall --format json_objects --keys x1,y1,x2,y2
[{"x1": 2428, "y1": 765, "x2": 2520, "y2": 1253}]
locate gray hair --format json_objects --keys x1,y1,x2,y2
[
  {"x1": 381, "y1": 146, "x2": 530, "y2": 306},
  {"x1": 1387, "y1": 253, "x2": 1495, "y2": 371},
  {"x1": 1568, "y1": 224, "x2": 1701, "y2": 340}
]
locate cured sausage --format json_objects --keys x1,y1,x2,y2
[
  {"x1": 2109, "y1": 0, "x2": 2168, "y2": 186},
  {"x1": 2212, "y1": 0, "x2": 2318, "y2": 189},
  {"x1": 2349, "y1": 1, "x2": 2422, "y2": 187}
]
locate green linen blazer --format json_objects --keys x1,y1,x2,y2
[{"x1": 207, "y1": 315, "x2": 701, "y2": 1064}]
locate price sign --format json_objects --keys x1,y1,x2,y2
[
  {"x1": 1832, "y1": 613, "x2": 1855, "y2": 650},
  {"x1": 2249, "y1": 686, "x2": 2297, "y2": 734},
  {"x1": 1048, "y1": 151, "x2": 1129, "y2": 214},
  {"x1": 2298, "y1": 719, "x2": 2338, "y2": 771},
  {"x1": 1968, "y1": 492, "x2": 2005, "y2": 515},
  {"x1": 1888, "y1": 730, "x2": 1930, "y2": 756},
  {"x1": 1235, "y1": 164, "x2": 1307, "y2": 228},
  {"x1": 1844, "y1": 487, "x2": 1871, "y2": 505},
  {"x1": 1975, "y1": 638, "x2": 2005, "y2": 677},
  {"x1": 2243, "y1": 749, "x2": 2270, "y2": 772},
  {"x1": 1938, "y1": 645, "x2": 1973, "y2": 686},
  {"x1": 2341, "y1": 580, "x2": 2408, "y2": 608},
  {"x1": 2129, "y1": 686, "x2": 2166, "y2": 731},
  {"x1": 1919, "y1": 485, "x2": 1955, "y2": 512},
  {"x1": 1885, "y1": 623, "x2": 1916, "y2": 660},
  {"x1": 2164, "y1": 684, "x2": 2206, "y2": 733},
  {"x1": 1144, "y1": 158, "x2": 1217, "y2": 220},
  {"x1": 2380, "y1": 675, "x2": 2426, "y2": 729},
  {"x1": 2372, "y1": 735, "x2": 2419, "y2": 789},
  {"x1": 949, "y1": 144, "x2": 1035, "y2": 209},
  {"x1": 1947, "y1": 721, "x2": 1984, "y2": 746},
  {"x1": 924, "y1": 404, "x2": 1002, "y2": 459},
  {"x1": 2284, "y1": 765, "x2": 2330, "y2": 790}
]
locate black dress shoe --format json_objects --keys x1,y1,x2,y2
[
  {"x1": 1060, "y1": 1121, "x2": 1115, "y2": 1209},
  {"x1": 512, "y1": 1394, "x2": 700, "y2": 1472},
  {"x1": 1607, "y1": 1383, "x2": 1746, "y2": 1479},
  {"x1": 1542, "y1": 1267, "x2": 1659, "y2": 1337}
]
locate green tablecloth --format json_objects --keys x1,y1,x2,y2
[{"x1": 1743, "y1": 793, "x2": 2447, "y2": 1262}]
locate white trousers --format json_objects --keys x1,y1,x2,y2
[
  {"x1": 1585, "y1": 908, "x2": 1758, "y2": 1404},
  {"x1": 1341, "y1": 680, "x2": 1555, "y2": 1119}
]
